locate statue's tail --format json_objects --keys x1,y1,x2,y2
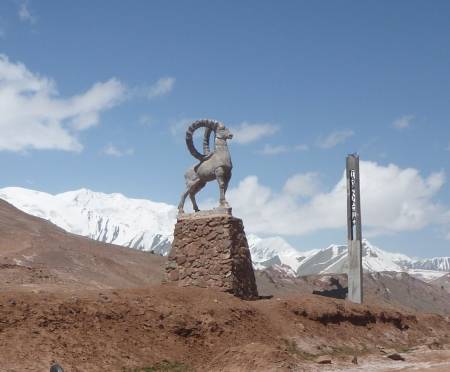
[{"x1": 185, "y1": 119, "x2": 220, "y2": 161}]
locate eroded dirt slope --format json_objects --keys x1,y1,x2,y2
[
  {"x1": 0, "y1": 285, "x2": 449, "y2": 372},
  {"x1": 0, "y1": 198, "x2": 449, "y2": 371},
  {"x1": 0, "y1": 199, "x2": 165, "y2": 290}
]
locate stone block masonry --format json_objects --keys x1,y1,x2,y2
[{"x1": 165, "y1": 214, "x2": 259, "y2": 300}]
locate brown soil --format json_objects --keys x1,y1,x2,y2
[
  {"x1": 0, "y1": 199, "x2": 449, "y2": 371},
  {"x1": 1, "y1": 285, "x2": 449, "y2": 371},
  {"x1": 0, "y1": 199, "x2": 165, "y2": 291}
]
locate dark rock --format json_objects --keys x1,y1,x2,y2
[
  {"x1": 316, "y1": 356, "x2": 332, "y2": 364},
  {"x1": 50, "y1": 363, "x2": 64, "y2": 372},
  {"x1": 387, "y1": 353, "x2": 405, "y2": 361},
  {"x1": 427, "y1": 341, "x2": 444, "y2": 350}
]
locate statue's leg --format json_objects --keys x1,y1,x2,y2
[
  {"x1": 223, "y1": 177, "x2": 230, "y2": 207},
  {"x1": 224, "y1": 172, "x2": 230, "y2": 194},
  {"x1": 190, "y1": 180, "x2": 205, "y2": 212},
  {"x1": 189, "y1": 193, "x2": 199, "y2": 212},
  {"x1": 215, "y1": 168, "x2": 229, "y2": 208},
  {"x1": 178, "y1": 189, "x2": 189, "y2": 213}
]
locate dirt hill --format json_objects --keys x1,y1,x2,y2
[
  {"x1": 0, "y1": 199, "x2": 165, "y2": 291},
  {"x1": 1, "y1": 197, "x2": 448, "y2": 315},
  {"x1": 0, "y1": 199, "x2": 449, "y2": 371},
  {"x1": 1, "y1": 285, "x2": 449, "y2": 371}
]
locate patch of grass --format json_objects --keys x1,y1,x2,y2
[
  {"x1": 282, "y1": 338, "x2": 317, "y2": 361},
  {"x1": 329, "y1": 343, "x2": 372, "y2": 357},
  {"x1": 122, "y1": 360, "x2": 194, "y2": 372},
  {"x1": 282, "y1": 338, "x2": 375, "y2": 362},
  {"x1": 330, "y1": 345, "x2": 357, "y2": 356},
  {"x1": 395, "y1": 345, "x2": 412, "y2": 353}
]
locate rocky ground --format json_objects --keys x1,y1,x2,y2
[
  {"x1": 0, "y1": 285, "x2": 449, "y2": 371},
  {"x1": 0, "y1": 199, "x2": 449, "y2": 371}
]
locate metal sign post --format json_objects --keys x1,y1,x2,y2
[{"x1": 346, "y1": 154, "x2": 363, "y2": 304}]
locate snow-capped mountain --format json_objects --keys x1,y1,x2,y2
[
  {"x1": 0, "y1": 187, "x2": 177, "y2": 255},
  {"x1": 0, "y1": 186, "x2": 449, "y2": 282},
  {"x1": 296, "y1": 240, "x2": 409, "y2": 276},
  {"x1": 295, "y1": 239, "x2": 449, "y2": 282},
  {"x1": 400, "y1": 257, "x2": 450, "y2": 272},
  {"x1": 0, "y1": 187, "x2": 317, "y2": 269},
  {"x1": 246, "y1": 234, "x2": 318, "y2": 271},
  {"x1": 0, "y1": 187, "x2": 308, "y2": 265}
]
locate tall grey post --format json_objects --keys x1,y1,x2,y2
[{"x1": 346, "y1": 154, "x2": 363, "y2": 304}]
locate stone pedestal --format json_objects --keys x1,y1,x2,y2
[{"x1": 165, "y1": 213, "x2": 259, "y2": 299}]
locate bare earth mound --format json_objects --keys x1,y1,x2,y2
[
  {"x1": 1, "y1": 286, "x2": 449, "y2": 371},
  {"x1": 0, "y1": 199, "x2": 165, "y2": 291},
  {"x1": 0, "y1": 199, "x2": 449, "y2": 371}
]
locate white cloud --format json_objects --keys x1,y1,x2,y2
[
  {"x1": 147, "y1": 77, "x2": 175, "y2": 99},
  {"x1": 231, "y1": 122, "x2": 279, "y2": 144},
  {"x1": 317, "y1": 130, "x2": 354, "y2": 149},
  {"x1": 259, "y1": 144, "x2": 289, "y2": 155},
  {"x1": 226, "y1": 161, "x2": 449, "y2": 237},
  {"x1": 18, "y1": 1, "x2": 37, "y2": 24},
  {"x1": 0, "y1": 55, "x2": 125, "y2": 152},
  {"x1": 393, "y1": 115, "x2": 414, "y2": 130},
  {"x1": 283, "y1": 173, "x2": 321, "y2": 197},
  {"x1": 102, "y1": 143, "x2": 134, "y2": 157},
  {"x1": 259, "y1": 143, "x2": 309, "y2": 155}
]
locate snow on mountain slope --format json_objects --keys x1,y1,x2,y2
[
  {"x1": 0, "y1": 187, "x2": 311, "y2": 264},
  {"x1": 296, "y1": 239, "x2": 449, "y2": 281},
  {"x1": 402, "y1": 257, "x2": 450, "y2": 272},
  {"x1": 295, "y1": 244, "x2": 348, "y2": 276},
  {"x1": 0, "y1": 187, "x2": 177, "y2": 254},
  {"x1": 247, "y1": 234, "x2": 317, "y2": 271},
  {"x1": 296, "y1": 239, "x2": 408, "y2": 276},
  {"x1": 0, "y1": 187, "x2": 448, "y2": 281},
  {"x1": 407, "y1": 269, "x2": 449, "y2": 282}
]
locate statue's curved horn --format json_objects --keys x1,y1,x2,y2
[
  {"x1": 203, "y1": 126, "x2": 214, "y2": 156},
  {"x1": 186, "y1": 119, "x2": 219, "y2": 161}
]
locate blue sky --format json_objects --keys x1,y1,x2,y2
[{"x1": 0, "y1": 1, "x2": 449, "y2": 257}]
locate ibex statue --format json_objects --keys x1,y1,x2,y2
[{"x1": 178, "y1": 119, "x2": 233, "y2": 214}]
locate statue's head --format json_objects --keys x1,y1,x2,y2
[{"x1": 216, "y1": 123, "x2": 233, "y2": 140}]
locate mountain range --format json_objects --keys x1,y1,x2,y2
[
  {"x1": 0, "y1": 186, "x2": 449, "y2": 282},
  {"x1": 294, "y1": 240, "x2": 450, "y2": 282},
  {"x1": 0, "y1": 187, "x2": 176, "y2": 255}
]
